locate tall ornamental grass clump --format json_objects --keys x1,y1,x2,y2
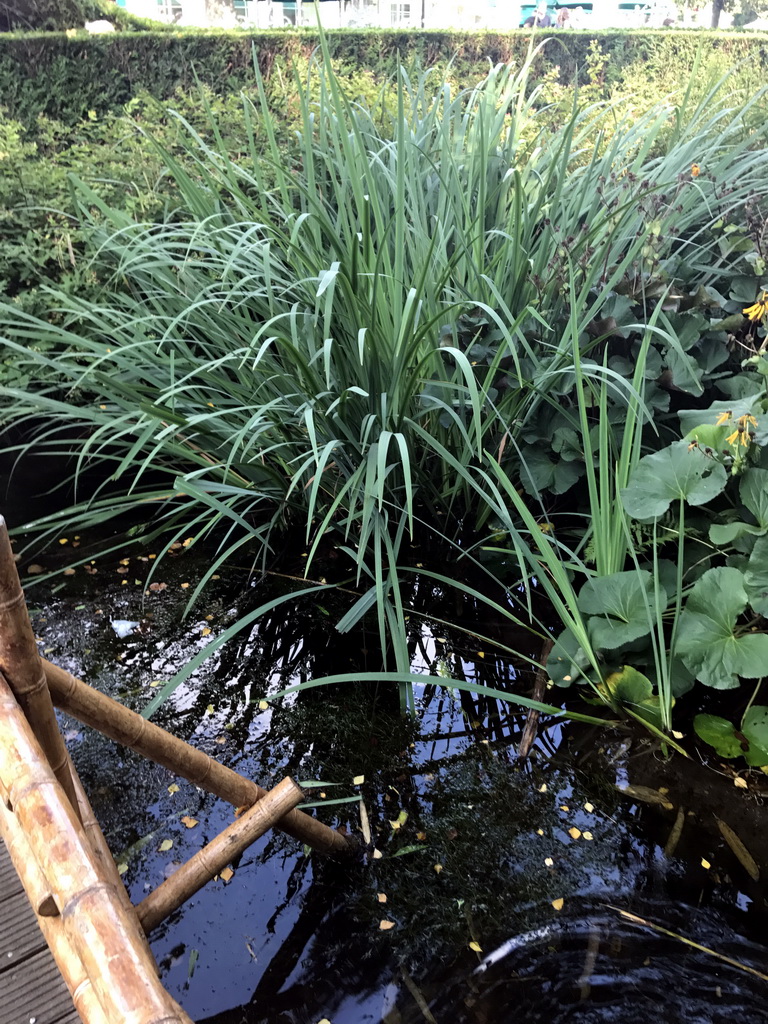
[{"x1": 2, "y1": 40, "x2": 768, "y2": 680}]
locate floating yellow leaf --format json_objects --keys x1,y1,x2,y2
[
  {"x1": 568, "y1": 827, "x2": 582, "y2": 840},
  {"x1": 701, "y1": 858, "x2": 711, "y2": 870},
  {"x1": 377, "y1": 893, "x2": 387, "y2": 903},
  {"x1": 469, "y1": 941, "x2": 483, "y2": 953},
  {"x1": 372, "y1": 849, "x2": 383, "y2": 859},
  {"x1": 159, "y1": 839, "x2": 173, "y2": 852},
  {"x1": 258, "y1": 700, "x2": 269, "y2": 711},
  {"x1": 560, "y1": 805, "x2": 570, "y2": 812},
  {"x1": 206, "y1": 705, "x2": 214, "y2": 715},
  {"x1": 59, "y1": 538, "x2": 68, "y2": 545},
  {"x1": 180, "y1": 582, "x2": 190, "y2": 589},
  {"x1": 220, "y1": 866, "x2": 234, "y2": 882},
  {"x1": 416, "y1": 832, "x2": 427, "y2": 841},
  {"x1": 379, "y1": 920, "x2": 395, "y2": 931},
  {"x1": 353, "y1": 775, "x2": 365, "y2": 786},
  {"x1": 215, "y1": 736, "x2": 227, "y2": 744},
  {"x1": 181, "y1": 816, "x2": 199, "y2": 829},
  {"x1": 63, "y1": 568, "x2": 76, "y2": 576},
  {"x1": 168, "y1": 784, "x2": 179, "y2": 795},
  {"x1": 584, "y1": 802, "x2": 594, "y2": 813},
  {"x1": 734, "y1": 777, "x2": 748, "y2": 789},
  {"x1": 551, "y1": 898, "x2": 564, "y2": 911},
  {"x1": 582, "y1": 831, "x2": 594, "y2": 841},
  {"x1": 434, "y1": 864, "x2": 443, "y2": 874},
  {"x1": 536, "y1": 829, "x2": 544, "y2": 836},
  {"x1": 544, "y1": 857, "x2": 554, "y2": 867},
  {"x1": 538, "y1": 784, "x2": 547, "y2": 793},
  {"x1": 477, "y1": 651, "x2": 485, "y2": 659},
  {"x1": 117, "y1": 863, "x2": 128, "y2": 875},
  {"x1": 202, "y1": 627, "x2": 212, "y2": 637}
]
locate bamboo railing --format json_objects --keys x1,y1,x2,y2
[
  {"x1": 0, "y1": 512, "x2": 357, "y2": 1024},
  {"x1": 0, "y1": 671, "x2": 194, "y2": 1024}
]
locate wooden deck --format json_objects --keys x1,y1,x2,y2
[{"x1": 0, "y1": 837, "x2": 79, "y2": 1024}]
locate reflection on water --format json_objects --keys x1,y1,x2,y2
[{"x1": 22, "y1": 554, "x2": 768, "y2": 1024}]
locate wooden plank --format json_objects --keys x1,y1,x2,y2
[
  {"x1": 0, "y1": 838, "x2": 79, "y2": 1024},
  {"x1": 0, "y1": 833, "x2": 23, "y2": 903},
  {"x1": 0, "y1": 947, "x2": 81, "y2": 1024}
]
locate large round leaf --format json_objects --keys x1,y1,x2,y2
[
  {"x1": 578, "y1": 571, "x2": 661, "y2": 650},
  {"x1": 677, "y1": 567, "x2": 768, "y2": 688},
  {"x1": 693, "y1": 713, "x2": 745, "y2": 759},
  {"x1": 621, "y1": 440, "x2": 727, "y2": 520},
  {"x1": 744, "y1": 533, "x2": 768, "y2": 617},
  {"x1": 742, "y1": 706, "x2": 768, "y2": 767}
]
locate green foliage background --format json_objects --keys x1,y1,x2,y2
[
  {"x1": 1, "y1": 28, "x2": 768, "y2": 127},
  {"x1": 0, "y1": 0, "x2": 165, "y2": 33}
]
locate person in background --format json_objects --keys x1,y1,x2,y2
[
  {"x1": 525, "y1": 2, "x2": 553, "y2": 25},
  {"x1": 556, "y1": 7, "x2": 571, "y2": 27}
]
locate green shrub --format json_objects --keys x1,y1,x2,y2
[
  {"x1": 2, "y1": 28, "x2": 768, "y2": 128},
  {"x1": 0, "y1": 0, "x2": 166, "y2": 32}
]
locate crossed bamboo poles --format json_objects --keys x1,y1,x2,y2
[{"x1": 0, "y1": 515, "x2": 355, "y2": 1024}]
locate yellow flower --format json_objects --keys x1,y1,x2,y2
[
  {"x1": 743, "y1": 290, "x2": 768, "y2": 323},
  {"x1": 691, "y1": 164, "x2": 701, "y2": 177},
  {"x1": 726, "y1": 415, "x2": 759, "y2": 449},
  {"x1": 715, "y1": 411, "x2": 732, "y2": 425}
]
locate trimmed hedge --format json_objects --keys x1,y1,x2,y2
[
  {"x1": 2, "y1": 27, "x2": 768, "y2": 127},
  {"x1": 0, "y1": 0, "x2": 164, "y2": 33}
]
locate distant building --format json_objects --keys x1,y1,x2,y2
[
  {"x1": 118, "y1": 0, "x2": 711, "y2": 29},
  {"x1": 120, "y1": 0, "x2": 522, "y2": 29}
]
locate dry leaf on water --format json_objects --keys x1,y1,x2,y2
[
  {"x1": 181, "y1": 816, "x2": 199, "y2": 829},
  {"x1": 220, "y1": 866, "x2": 234, "y2": 882},
  {"x1": 551, "y1": 898, "x2": 564, "y2": 911},
  {"x1": 379, "y1": 920, "x2": 395, "y2": 931},
  {"x1": 715, "y1": 817, "x2": 760, "y2": 881},
  {"x1": 159, "y1": 839, "x2": 173, "y2": 852}
]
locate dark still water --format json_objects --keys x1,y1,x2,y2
[{"x1": 15, "y1": 541, "x2": 768, "y2": 1024}]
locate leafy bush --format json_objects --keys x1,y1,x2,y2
[
  {"x1": 2, "y1": 27, "x2": 768, "y2": 128},
  {"x1": 0, "y1": 0, "x2": 165, "y2": 32}
]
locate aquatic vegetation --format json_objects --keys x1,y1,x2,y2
[{"x1": 3, "y1": 36, "x2": 768, "y2": 732}]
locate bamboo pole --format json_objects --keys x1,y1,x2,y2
[
  {"x1": 65, "y1": 748, "x2": 158, "y2": 968},
  {"x1": 0, "y1": 516, "x2": 80, "y2": 820},
  {"x1": 0, "y1": 798, "x2": 109, "y2": 1024},
  {"x1": 137, "y1": 776, "x2": 304, "y2": 934},
  {"x1": 0, "y1": 674, "x2": 194, "y2": 1024},
  {"x1": 43, "y1": 658, "x2": 357, "y2": 859},
  {"x1": 0, "y1": 787, "x2": 58, "y2": 916}
]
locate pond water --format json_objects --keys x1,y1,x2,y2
[{"x1": 17, "y1": 542, "x2": 768, "y2": 1024}]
